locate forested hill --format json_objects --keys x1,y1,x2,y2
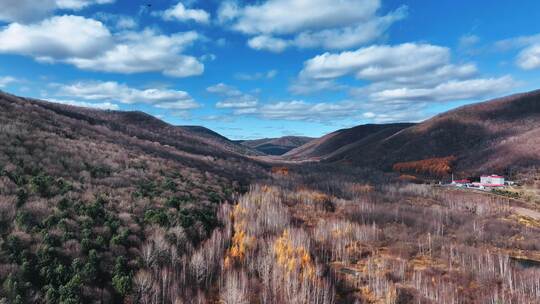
[{"x1": 0, "y1": 92, "x2": 265, "y2": 303}]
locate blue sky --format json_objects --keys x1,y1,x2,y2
[{"x1": 1, "y1": 0, "x2": 540, "y2": 139}]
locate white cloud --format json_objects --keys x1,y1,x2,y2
[
  {"x1": 0, "y1": 76, "x2": 16, "y2": 88},
  {"x1": 0, "y1": 15, "x2": 113, "y2": 61},
  {"x1": 0, "y1": 0, "x2": 114, "y2": 23},
  {"x1": 459, "y1": 34, "x2": 479, "y2": 49},
  {"x1": 0, "y1": 16, "x2": 203, "y2": 77},
  {"x1": 293, "y1": 6, "x2": 407, "y2": 50},
  {"x1": 495, "y1": 33, "x2": 540, "y2": 70},
  {"x1": 366, "y1": 76, "x2": 517, "y2": 102},
  {"x1": 207, "y1": 83, "x2": 242, "y2": 96},
  {"x1": 363, "y1": 112, "x2": 376, "y2": 118},
  {"x1": 235, "y1": 70, "x2": 277, "y2": 80},
  {"x1": 495, "y1": 33, "x2": 540, "y2": 51},
  {"x1": 288, "y1": 42, "x2": 518, "y2": 123},
  {"x1": 207, "y1": 83, "x2": 259, "y2": 109},
  {"x1": 94, "y1": 12, "x2": 138, "y2": 30},
  {"x1": 200, "y1": 53, "x2": 216, "y2": 62},
  {"x1": 48, "y1": 98, "x2": 120, "y2": 110},
  {"x1": 248, "y1": 100, "x2": 358, "y2": 121},
  {"x1": 517, "y1": 44, "x2": 540, "y2": 70},
  {"x1": 296, "y1": 43, "x2": 501, "y2": 101},
  {"x1": 67, "y1": 29, "x2": 203, "y2": 77},
  {"x1": 220, "y1": 0, "x2": 406, "y2": 51},
  {"x1": 231, "y1": 0, "x2": 380, "y2": 35},
  {"x1": 247, "y1": 35, "x2": 289, "y2": 53},
  {"x1": 58, "y1": 81, "x2": 199, "y2": 110},
  {"x1": 300, "y1": 43, "x2": 453, "y2": 80},
  {"x1": 114, "y1": 16, "x2": 137, "y2": 29},
  {"x1": 216, "y1": 95, "x2": 258, "y2": 109},
  {"x1": 56, "y1": 0, "x2": 114, "y2": 10},
  {"x1": 161, "y1": 2, "x2": 210, "y2": 24},
  {"x1": 0, "y1": 0, "x2": 56, "y2": 23},
  {"x1": 361, "y1": 107, "x2": 429, "y2": 123},
  {"x1": 289, "y1": 79, "x2": 345, "y2": 95},
  {"x1": 217, "y1": 1, "x2": 239, "y2": 24}
]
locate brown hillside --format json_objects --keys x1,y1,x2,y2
[
  {"x1": 283, "y1": 123, "x2": 414, "y2": 160},
  {"x1": 325, "y1": 89, "x2": 540, "y2": 174},
  {"x1": 240, "y1": 136, "x2": 314, "y2": 155}
]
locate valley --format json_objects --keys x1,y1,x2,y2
[{"x1": 1, "y1": 90, "x2": 540, "y2": 303}]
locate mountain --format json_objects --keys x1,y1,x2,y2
[
  {"x1": 179, "y1": 125, "x2": 263, "y2": 156},
  {"x1": 283, "y1": 123, "x2": 414, "y2": 160},
  {"x1": 239, "y1": 136, "x2": 314, "y2": 155},
  {"x1": 0, "y1": 92, "x2": 267, "y2": 303},
  {"x1": 287, "y1": 90, "x2": 540, "y2": 175}
]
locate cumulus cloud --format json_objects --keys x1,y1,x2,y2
[
  {"x1": 253, "y1": 100, "x2": 357, "y2": 121},
  {"x1": 57, "y1": 81, "x2": 200, "y2": 110},
  {"x1": 235, "y1": 70, "x2": 277, "y2": 81},
  {"x1": 94, "y1": 12, "x2": 138, "y2": 30},
  {"x1": 0, "y1": 15, "x2": 113, "y2": 61},
  {"x1": 300, "y1": 43, "x2": 454, "y2": 81},
  {"x1": 67, "y1": 29, "x2": 204, "y2": 77},
  {"x1": 0, "y1": 0, "x2": 114, "y2": 23},
  {"x1": 0, "y1": 0, "x2": 56, "y2": 23},
  {"x1": 219, "y1": 0, "x2": 406, "y2": 52},
  {"x1": 495, "y1": 33, "x2": 540, "y2": 70},
  {"x1": 0, "y1": 76, "x2": 17, "y2": 88},
  {"x1": 56, "y1": 0, "x2": 114, "y2": 10},
  {"x1": 495, "y1": 33, "x2": 540, "y2": 51},
  {"x1": 207, "y1": 83, "x2": 242, "y2": 96},
  {"x1": 288, "y1": 42, "x2": 518, "y2": 123},
  {"x1": 292, "y1": 7, "x2": 407, "y2": 50},
  {"x1": 216, "y1": 95, "x2": 258, "y2": 109},
  {"x1": 289, "y1": 79, "x2": 345, "y2": 95},
  {"x1": 217, "y1": 1, "x2": 239, "y2": 24},
  {"x1": 517, "y1": 44, "x2": 540, "y2": 70},
  {"x1": 297, "y1": 42, "x2": 514, "y2": 98},
  {"x1": 161, "y1": 2, "x2": 210, "y2": 24},
  {"x1": 459, "y1": 34, "x2": 480, "y2": 49},
  {"x1": 361, "y1": 106, "x2": 429, "y2": 123},
  {"x1": 48, "y1": 98, "x2": 120, "y2": 110},
  {"x1": 207, "y1": 83, "x2": 258, "y2": 109},
  {"x1": 0, "y1": 16, "x2": 203, "y2": 77},
  {"x1": 247, "y1": 35, "x2": 289, "y2": 53},
  {"x1": 364, "y1": 76, "x2": 517, "y2": 102}
]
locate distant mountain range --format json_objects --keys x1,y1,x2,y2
[
  {"x1": 285, "y1": 89, "x2": 540, "y2": 175},
  {"x1": 238, "y1": 136, "x2": 314, "y2": 155},
  {"x1": 3, "y1": 89, "x2": 540, "y2": 177}
]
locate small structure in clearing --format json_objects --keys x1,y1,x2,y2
[
  {"x1": 451, "y1": 179, "x2": 471, "y2": 187},
  {"x1": 480, "y1": 174, "x2": 505, "y2": 187},
  {"x1": 449, "y1": 174, "x2": 508, "y2": 190}
]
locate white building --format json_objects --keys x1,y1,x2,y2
[{"x1": 480, "y1": 175, "x2": 505, "y2": 186}]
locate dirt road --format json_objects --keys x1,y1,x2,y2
[{"x1": 512, "y1": 206, "x2": 540, "y2": 220}]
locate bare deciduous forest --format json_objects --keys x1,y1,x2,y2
[
  {"x1": 154, "y1": 168, "x2": 540, "y2": 304},
  {"x1": 1, "y1": 93, "x2": 540, "y2": 304}
]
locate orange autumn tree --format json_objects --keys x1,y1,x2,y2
[
  {"x1": 273, "y1": 229, "x2": 316, "y2": 279},
  {"x1": 393, "y1": 156, "x2": 456, "y2": 177},
  {"x1": 224, "y1": 204, "x2": 255, "y2": 268}
]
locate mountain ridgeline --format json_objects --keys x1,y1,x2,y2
[
  {"x1": 239, "y1": 136, "x2": 314, "y2": 155},
  {"x1": 1, "y1": 89, "x2": 540, "y2": 303},
  {"x1": 0, "y1": 91, "x2": 268, "y2": 302},
  {"x1": 285, "y1": 89, "x2": 540, "y2": 176}
]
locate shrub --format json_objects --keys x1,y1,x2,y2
[
  {"x1": 144, "y1": 209, "x2": 170, "y2": 227},
  {"x1": 30, "y1": 172, "x2": 54, "y2": 198}
]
